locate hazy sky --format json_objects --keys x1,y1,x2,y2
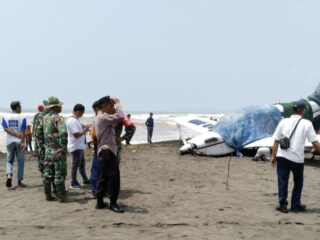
[{"x1": 1, "y1": 1, "x2": 320, "y2": 113}]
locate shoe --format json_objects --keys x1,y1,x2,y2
[
  {"x1": 70, "y1": 184, "x2": 81, "y2": 190},
  {"x1": 291, "y1": 204, "x2": 307, "y2": 212},
  {"x1": 6, "y1": 178, "x2": 12, "y2": 188},
  {"x1": 83, "y1": 179, "x2": 90, "y2": 185},
  {"x1": 276, "y1": 205, "x2": 288, "y2": 213},
  {"x1": 95, "y1": 202, "x2": 108, "y2": 209},
  {"x1": 46, "y1": 195, "x2": 57, "y2": 201},
  {"x1": 43, "y1": 181, "x2": 56, "y2": 201},
  {"x1": 95, "y1": 199, "x2": 108, "y2": 209},
  {"x1": 17, "y1": 181, "x2": 27, "y2": 188},
  {"x1": 109, "y1": 203, "x2": 124, "y2": 213},
  {"x1": 56, "y1": 183, "x2": 67, "y2": 203}
]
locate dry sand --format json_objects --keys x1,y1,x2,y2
[{"x1": 0, "y1": 141, "x2": 320, "y2": 240}]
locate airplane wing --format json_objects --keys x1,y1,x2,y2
[
  {"x1": 243, "y1": 137, "x2": 274, "y2": 148},
  {"x1": 243, "y1": 135, "x2": 320, "y2": 149},
  {"x1": 175, "y1": 115, "x2": 223, "y2": 134}
]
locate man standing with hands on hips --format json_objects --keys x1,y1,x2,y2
[
  {"x1": 94, "y1": 96, "x2": 124, "y2": 212},
  {"x1": 2, "y1": 101, "x2": 27, "y2": 188},
  {"x1": 271, "y1": 100, "x2": 320, "y2": 213}
]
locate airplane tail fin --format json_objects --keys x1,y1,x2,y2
[{"x1": 308, "y1": 82, "x2": 320, "y2": 106}]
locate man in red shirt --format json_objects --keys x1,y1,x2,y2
[{"x1": 122, "y1": 114, "x2": 136, "y2": 145}]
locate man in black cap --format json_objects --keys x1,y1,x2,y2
[
  {"x1": 271, "y1": 100, "x2": 320, "y2": 213},
  {"x1": 94, "y1": 96, "x2": 125, "y2": 212}
]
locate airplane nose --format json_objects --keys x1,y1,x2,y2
[{"x1": 180, "y1": 143, "x2": 193, "y2": 155}]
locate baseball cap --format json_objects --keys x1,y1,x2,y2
[
  {"x1": 293, "y1": 100, "x2": 306, "y2": 110},
  {"x1": 38, "y1": 104, "x2": 44, "y2": 111}
]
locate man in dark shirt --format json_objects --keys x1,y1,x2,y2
[{"x1": 145, "y1": 112, "x2": 154, "y2": 144}]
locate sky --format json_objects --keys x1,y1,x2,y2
[{"x1": 1, "y1": 1, "x2": 320, "y2": 113}]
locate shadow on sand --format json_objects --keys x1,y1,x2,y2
[
  {"x1": 119, "y1": 189, "x2": 150, "y2": 214},
  {"x1": 304, "y1": 158, "x2": 320, "y2": 168},
  {"x1": 65, "y1": 191, "x2": 90, "y2": 204},
  {"x1": 7, "y1": 183, "x2": 43, "y2": 191},
  {"x1": 119, "y1": 188, "x2": 152, "y2": 200}
]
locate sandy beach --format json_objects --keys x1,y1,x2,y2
[{"x1": 0, "y1": 141, "x2": 320, "y2": 240}]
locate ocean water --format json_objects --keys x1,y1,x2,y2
[{"x1": 0, "y1": 112, "x2": 207, "y2": 153}]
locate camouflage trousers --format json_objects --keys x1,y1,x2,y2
[
  {"x1": 123, "y1": 126, "x2": 136, "y2": 144},
  {"x1": 36, "y1": 149, "x2": 45, "y2": 175},
  {"x1": 38, "y1": 156, "x2": 45, "y2": 175},
  {"x1": 34, "y1": 141, "x2": 39, "y2": 157},
  {"x1": 34, "y1": 141, "x2": 45, "y2": 174},
  {"x1": 42, "y1": 157, "x2": 67, "y2": 185}
]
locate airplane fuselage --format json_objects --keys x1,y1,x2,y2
[{"x1": 179, "y1": 99, "x2": 320, "y2": 157}]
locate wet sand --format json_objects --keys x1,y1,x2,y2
[{"x1": 0, "y1": 141, "x2": 320, "y2": 240}]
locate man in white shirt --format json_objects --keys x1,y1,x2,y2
[
  {"x1": 1, "y1": 101, "x2": 27, "y2": 188},
  {"x1": 66, "y1": 104, "x2": 91, "y2": 189},
  {"x1": 271, "y1": 100, "x2": 320, "y2": 213}
]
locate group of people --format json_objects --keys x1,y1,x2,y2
[
  {"x1": 1, "y1": 96, "x2": 155, "y2": 213},
  {"x1": 6, "y1": 98, "x2": 320, "y2": 214}
]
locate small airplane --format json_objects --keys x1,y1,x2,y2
[{"x1": 176, "y1": 83, "x2": 320, "y2": 157}]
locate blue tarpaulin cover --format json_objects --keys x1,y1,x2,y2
[
  {"x1": 212, "y1": 105, "x2": 282, "y2": 150},
  {"x1": 308, "y1": 82, "x2": 320, "y2": 106}
]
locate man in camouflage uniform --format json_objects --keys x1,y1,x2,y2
[
  {"x1": 42, "y1": 97, "x2": 68, "y2": 202},
  {"x1": 34, "y1": 101, "x2": 58, "y2": 194},
  {"x1": 33, "y1": 103, "x2": 47, "y2": 174}
]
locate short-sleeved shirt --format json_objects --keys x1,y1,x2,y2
[
  {"x1": 66, "y1": 115, "x2": 86, "y2": 152},
  {"x1": 2, "y1": 113, "x2": 27, "y2": 146},
  {"x1": 273, "y1": 115, "x2": 317, "y2": 163}
]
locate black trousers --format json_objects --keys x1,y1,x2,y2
[
  {"x1": 96, "y1": 149, "x2": 120, "y2": 202},
  {"x1": 147, "y1": 127, "x2": 153, "y2": 143},
  {"x1": 277, "y1": 157, "x2": 304, "y2": 206}
]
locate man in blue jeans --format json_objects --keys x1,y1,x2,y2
[
  {"x1": 2, "y1": 101, "x2": 27, "y2": 188},
  {"x1": 66, "y1": 104, "x2": 91, "y2": 189},
  {"x1": 89, "y1": 100, "x2": 102, "y2": 196},
  {"x1": 271, "y1": 100, "x2": 320, "y2": 213}
]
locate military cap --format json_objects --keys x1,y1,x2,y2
[{"x1": 46, "y1": 96, "x2": 63, "y2": 109}]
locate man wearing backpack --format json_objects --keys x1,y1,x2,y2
[{"x1": 271, "y1": 100, "x2": 320, "y2": 213}]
